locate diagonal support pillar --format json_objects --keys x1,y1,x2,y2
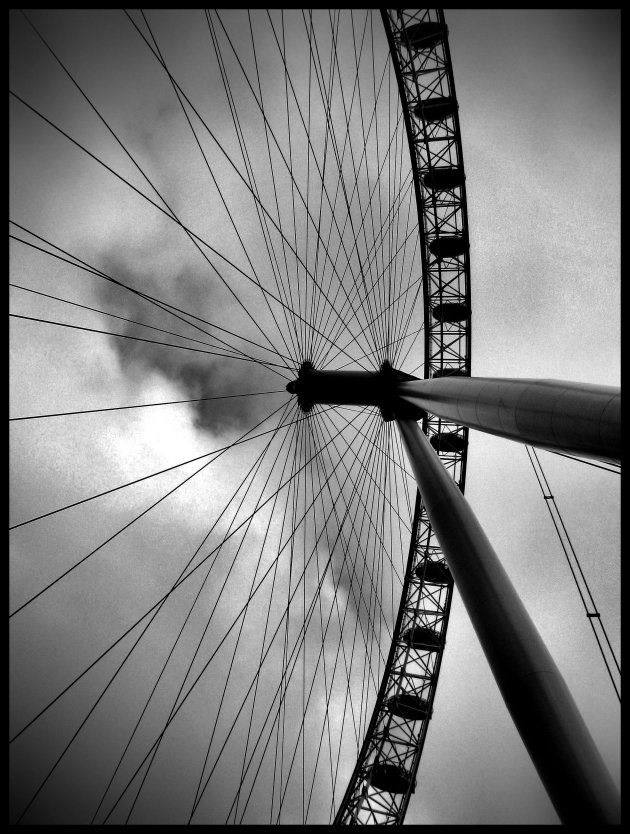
[
  {"x1": 395, "y1": 417, "x2": 620, "y2": 825},
  {"x1": 396, "y1": 376, "x2": 620, "y2": 464}
]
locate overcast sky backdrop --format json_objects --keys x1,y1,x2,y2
[{"x1": 10, "y1": 8, "x2": 619, "y2": 826}]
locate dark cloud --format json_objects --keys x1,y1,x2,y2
[{"x1": 94, "y1": 247, "x2": 284, "y2": 434}]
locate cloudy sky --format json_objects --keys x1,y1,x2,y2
[{"x1": 9, "y1": 8, "x2": 619, "y2": 826}]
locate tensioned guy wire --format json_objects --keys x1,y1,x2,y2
[{"x1": 525, "y1": 445, "x2": 620, "y2": 701}]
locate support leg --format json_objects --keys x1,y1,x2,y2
[
  {"x1": 396, "y1": 417, "x2": 620, "y2": 825},
  {"x1": 397, "y1": 377, "x2": 620, "y2": 464}
]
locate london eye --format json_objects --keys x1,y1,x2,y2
[{"x1": 10, "y1": 9, "x2": 619, "y2": 825}]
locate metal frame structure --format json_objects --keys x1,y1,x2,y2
[
  {"x1": 290, "y1": 361, "x2": 621, "y2": 820},
  {"x1": 396, "y1": 415, "x2": 619, "y2": 825},
  {"x1": 291, "y1": 372, "x2": 622, "y2": 824},
  {"x1": 9, "y1": 8, "x2": 619, "y2": 827},
  {"x1": 333, "y1": 9, "x2": 472, "y2": 825},
  {"x1": 7, "y1": 9, "x2": 472, "y2": 826},
  {"x1": 332, "y1": 493, "x2": 453, "y2": 824},
  {"x1": 398, "y1": 376, "x2": 621, "y2": 465},
  {"x1": 326, "y1": 9, "x2": 620, "y2": 826}
]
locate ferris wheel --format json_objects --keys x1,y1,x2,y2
[{"x1": 9, "y1": 9, "x2": 619, "y2": 825}]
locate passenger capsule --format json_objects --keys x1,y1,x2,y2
[
  {"x1": 415, "y1": 560, "x2": 453, "y2": 585},
  {"x1": 430, "y1": 432, "x2": 467, "y2": 454},
  {"x1": 432, "y1": 302, "x2": 471, "y2": 323},
  {"x1": 422, "y1": 167, "x2": 465, "y2": 191},
  {"x1": 369, "y1": 762, "x2": 416, "y2": 794},
  {"x1": 432, "y1": 367, "x2": 467, "y2": 378},
  {"x1": 413, "y1": 96, "x2": 457, "y2": 122},
  {"x1": 403, "y1": 625, "x2": 441, "y2": 651},
  {"x1": 386, "y1": 692, "x2": 431, "y2": 721},
  {"x1": 402, "y1": 21, "x2": 446, "y2": 51},
  {"x1": 428, "y1": 235, "x2": 469, "y2": 260}
]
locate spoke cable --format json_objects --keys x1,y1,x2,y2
[
  {"x1": 11, "y1": 408, "x2": 349, "y2": 747},
  {"x1": 9, "y1": 390, "x2": 283, "y2": 422},
  {"x1": 227, "y1": 419, "x2": 305, "y2": 823},
  {"x1": 317, "y1": 408, "x2": 410, "y2": 574},
  {"x1": 14, "y1": 401, "x2": 299, "y2": 825},
  {"x1": 163, "y1": 8, "x2": 301, "y2": 365},
  {"x1": 223, "y1": 410, "x2": 386, "y2": 823},
  {"x1": 120, "y1": 406, "x2": 302, "y2": 824},
  {"x1": 9, "y1": 281, "x2": 258, "y2": 359},
  {"x1": 20, "y1": 9, "x2": 289, "y2": 365},
  {"x1": 310, "y1": 413, "x2": 390, "y2": 815},
  {"x1": 125, "y1": 11, "x2": 376, "y2": 373},
  {"x1": 89, "y1": 403, "x2": 299, "y2": 823},
  {"x1": 16, "y1": 404, "x2": 358, "y2": 823},
  {"x1": 9, "y1": 397, "x2": 294, "y2": 536},
  {"x1": 192, "y1": 408, "x2": 383, "y2": 822},
  {"x1": 10, "y1": 312, "x2": 295, "y2": 372},
  {"x1": 9, "y1": 226, "x2": 293, "y2": 371},
  {"x1": 299, "y1": 11, "x2": 382, "y2": 361},
  {"x1": 9, "y1": 401, "x2": 301, "y2": 621},
  {"x1": 107, "y1": 408, "x2": 377, "y2": 824},
  {"x1": 9, "y1": 91, "x2": 364, "y2": 372},
  {"x1": 241, "y1": 10, "x2": 305, "y2": 362},
  {"x1": 222, "y1": 9, "x2": 376, "y2": 359}
]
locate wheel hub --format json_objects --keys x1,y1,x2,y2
[{"x1": 286, "y1": 361, "x2": 425, "y2": 421}]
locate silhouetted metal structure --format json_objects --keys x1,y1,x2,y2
[
  {"x1": 330, "y1": 9, "x2": 472, "y2": 824},
  {"x1": 9, "y1": 7, "x2": 619, "y2": 827},
  {"x1": 396, "y1": 416, "x2": 620, "y2": 825},
  {"x1": 290, "y1": 369, "x2": 621, "y2": 824},
  {"x1": 289, "y1": 376, "x2": 622, "y2": 823},
  {"x1": 398, "y1": 377, "x2": 620, "y2": 465},
  {"x1": 288, "y1": 9, "x2": 620, "y2": 824}
]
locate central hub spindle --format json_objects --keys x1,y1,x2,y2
[{"x1": 286, "y1": 361, "x2": 424, "y2": 421}]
